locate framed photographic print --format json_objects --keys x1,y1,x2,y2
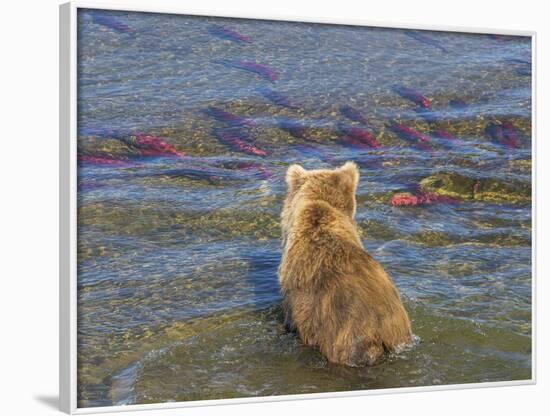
[{"x1": 59, "y1": 2, "x2": 535, "y2": 414}]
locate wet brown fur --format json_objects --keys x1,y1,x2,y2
[{"x1": 278, "y1": 162, "x2": 412, "y2": 366}]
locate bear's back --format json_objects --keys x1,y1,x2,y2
[{"x1": 279, "y1": 200, "x2": 412, "y2": 366}]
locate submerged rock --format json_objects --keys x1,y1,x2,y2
[{"x1": 419, "y1": 172, "x2": 531, "y2": 204}]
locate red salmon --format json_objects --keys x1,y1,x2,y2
[
  {"x1": 338, "y1": 124, "x2": 381, "y2": 148},
  {"x1": 214, "y1": 129, "x2": 267, "y2": 156},
  {"x1": 390, "y1": 191, "x2": 459, "y2": 207}
]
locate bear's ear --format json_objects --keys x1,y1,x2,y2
[
  {"x1": 286, "y1": 164, "x2": 307, "y2": 189},
  {"x1": 339, "y1": 161, "x2": 359, "y2": 190}
]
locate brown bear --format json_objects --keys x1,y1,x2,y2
[{"x1": 278, "y1": 162, "x2": 412, "y2": 366}]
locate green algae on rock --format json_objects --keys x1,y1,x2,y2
[{"x1": 420, "y1": 172, "x2": 531, "y2": 204}]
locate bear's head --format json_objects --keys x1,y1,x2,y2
[{"x1": 281, "y1": 162, "x2": 359, "y2": 242}]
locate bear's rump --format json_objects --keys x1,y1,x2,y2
[{"x1": 285, "y1": 281, "x2": 410, "y2": 366}]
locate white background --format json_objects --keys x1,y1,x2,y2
[{"x1": 0, "y1": 0, "x2": 547, "y2": 414}]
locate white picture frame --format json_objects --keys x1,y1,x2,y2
[{"x1": 59, "y1": 2, "x2": 537, "y2": 414}]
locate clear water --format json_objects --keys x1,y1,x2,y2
[{"x1": 76, "y1": 9, "x2": 532, "y2": 408}]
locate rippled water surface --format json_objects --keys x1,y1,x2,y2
[{"x1": 77, "y1": 9, "x2": 532, "y2": 408}]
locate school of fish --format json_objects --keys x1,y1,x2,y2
[{"x1": 82, "y1": 13, "x2": 529, "y2": 208}]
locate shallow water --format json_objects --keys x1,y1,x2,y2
[{"x1": 76, "y1": 9, "x2": 532, "y2": 408}]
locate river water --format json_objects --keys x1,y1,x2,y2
[{"x1": 76, "y1": 8, "x2": 532, "y2": 408}]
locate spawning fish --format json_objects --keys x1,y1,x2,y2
[
  {"x1": 501, "y1": 121, "x2": 521, "y2": 148},
  {"x1": 393, "y1": 85, "x2": 431, "y2": 109},
  {"x1": 433, "y1": 130, "x2": 457, "y2": 141},
  {"x1": 213, "y1": 129, "x2": 267, "y2": 156},
  {"x1": 215, "y1": 60, "x2": 278, "y2": 82},
  {"x1": 203, "y1": 106, "x2": 257, "y2": 128},
  {"x1": 150, "y1": 167, "x2": 245, "y2": 182},
  {"x1": 278, "y1": 119, "x2": 308, "y2": 139},
  {"x1": 488, "y1": 34, "x2": 515, "y2": 42},
  {"x1": 339, "y1": 135, "x2": 374, "y2": 149},
  {"x1": 90, "y1": 12, "x2": 134, "y2": 34},
  {"x1": 390, "y1": 191, "x2": 459, "y2": 207},
  {"x1": 224, "y1": 162, "x2": 273, "y2": 179},
  {"x1": 208, "y1": 26, "x2": 251, "y2": 43},
  {"x1": 257, "y1": 87, "x2": 299, "y2": 109},
  {"x1": 386, "y1": 121, "x2": 433, "y2": 152},
  {"x1": 339, "y1": 105, "x2": 369, "y2": 125},
  {"x1": 404, "y1": 30, "x2": 448, "y2": 53},
  {"x1": 124, "y1": 133, "x2": 185, "y2": 157},
  {"x1": 338, "y1": 124, "x2": 380, "y2": 148},
  {"x1": 485, "y1": 122, "x2": 520, "y2": 149}
]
